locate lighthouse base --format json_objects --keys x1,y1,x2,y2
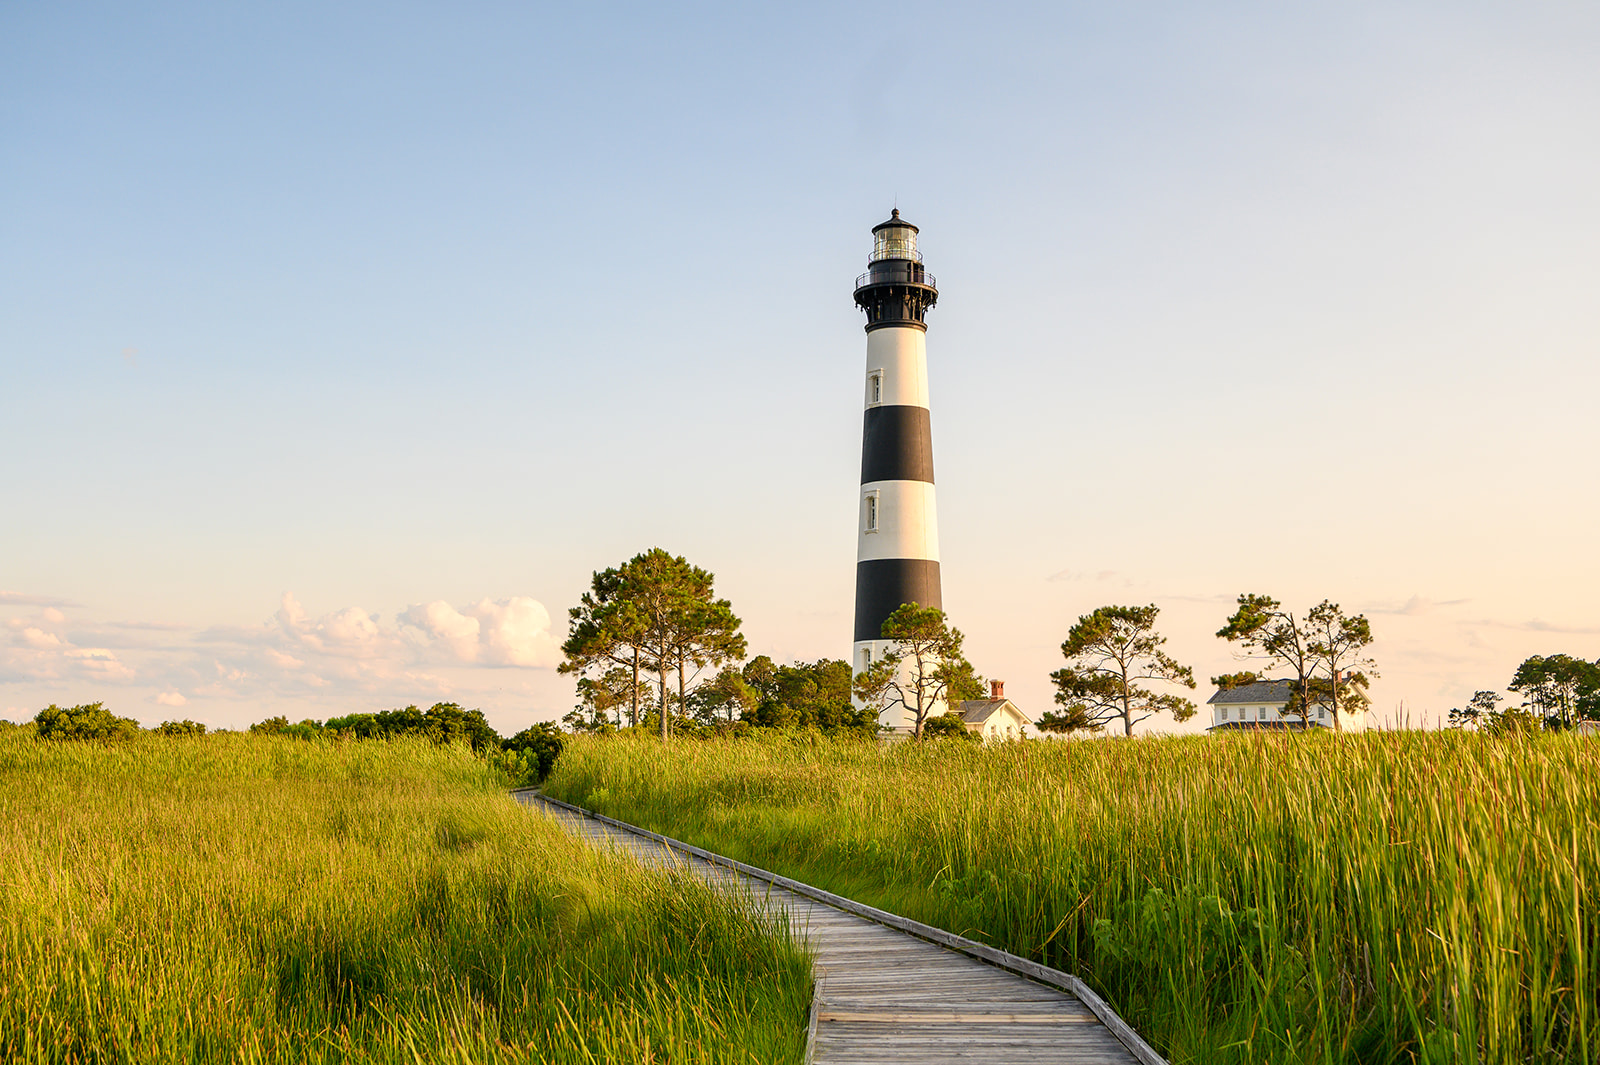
[{"x1": 852, "y1": 638, "x2": 949, "y2": 734}]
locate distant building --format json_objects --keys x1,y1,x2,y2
[
  {"x1": 1207, "y1": 679, "x2": 1366, "y2": 732},
  {"x1": 957, "y1": 680, "x2": 1031, "y2": 740}
]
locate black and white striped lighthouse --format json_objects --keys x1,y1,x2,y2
[{"x1": 852, "y1": 210, "x2": 942, "y2": 728}]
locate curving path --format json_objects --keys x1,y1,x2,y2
[{"x1": 516, "y1": 791, "x2": 1164, "y2": 1065}]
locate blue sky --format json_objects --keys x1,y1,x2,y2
[{"x1": 4, "y1": 2, "x2": 1597, "y2": 732}]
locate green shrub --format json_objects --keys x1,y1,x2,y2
[
  {"x1": 34, "y1": 702, "x2": 140, "y2": 740},
  {"x1": 922, "y1": 712, "x2": 979, "y2": 741},
  {"x1": 502, "y1": 721, "x2": 564, "y2": 782},
  {"x1": 250, "y1": 716, "x2": 323, "y2": 740},
  {"x1": 156, "y1": 719, "x2": 208, "y2": 737},
  {"x1": 323, "y1": 703, "x2": 499, "y2": 751}
]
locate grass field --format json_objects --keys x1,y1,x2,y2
[
  {"x1": 0, "y1": 732, "x2": 812, "y2": 1064},
  {"x1": 544, "y1": 730, "x2": 1600, "y2": 1065}
]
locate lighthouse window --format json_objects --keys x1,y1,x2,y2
[
  {"x1": 864, "y1": 491, "x2": 879, "y2": 532},
  {"x1": 868, "y1": 371, "x2": 883, "y2": 405}
]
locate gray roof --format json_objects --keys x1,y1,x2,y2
[
  {"x1": 1207, "y1": 680, "x2": 1294, "y2": 705},
  {"x1": 957, "y1": 699, "x2": 1027, "y2": 725}
]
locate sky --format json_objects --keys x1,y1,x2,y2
[{"x1": 3, "y1": 1, "x2": 1597, "y2": 734}]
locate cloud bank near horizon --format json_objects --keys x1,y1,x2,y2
[{"x1": 1, "y1": 591, "x2": 563, "y2": 729}]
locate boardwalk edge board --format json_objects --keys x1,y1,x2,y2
[
  {"x1": 804, "y1": 988, "x2": 821, "y2": 1065},
  {"x1": 518, "y1": 789, "x2": 1167, "y2": 1065}
]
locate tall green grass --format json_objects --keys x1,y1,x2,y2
[
  {"x1": 0, "y1": 732, "x2": 811, "y2": 1064},
  {"x1": 545, "y1": 730, "x2": 1600, "y2": 1064}
]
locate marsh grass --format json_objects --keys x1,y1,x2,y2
[
  {"x1": 545, "y1": 730, "x2": 1600, "y2": 1064},
  {"x1": 0, "y1": 732, "x2": 811, "y2": 1064}
]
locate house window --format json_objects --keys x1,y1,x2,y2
[
  {"x1": 1220, "y1": 707, "x2": 1228, "y2": 721},
  {"x1": 867, "y1": 370, "x2": 884, "y2": 406},
  {"x1": 864, "y1": 491, "x2": 879, "y2": 532}
]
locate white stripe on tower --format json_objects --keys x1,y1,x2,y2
[{"x1": 851, "y1": 210, "x2": 943, "y2": 731}]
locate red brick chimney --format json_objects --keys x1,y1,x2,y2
[{"x1": 990, "y1": 680, "x2": 1004, "y2": 701}]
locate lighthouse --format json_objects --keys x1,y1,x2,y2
[{"x1": 852, "y1": 210, "x2": 942, "y2": 729}]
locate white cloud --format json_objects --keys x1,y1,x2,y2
[
  {"x1": 263, "y1": 648, "x2": 304, "y2": 670},
  {"x1": 2, "y1": 617, "x2": 136, "y2": 685},
  {"x1": 172, "y1": 591, "x2": 559, "y2": 711},
  {"x1": 464, "y1": 598, "x2": 558, "y2": 667},
  {"x1": 21, "y1": 627, "x2": 61, "y2": 650},
  {"x1": 64, "y1": 647, "x2": 136, "y2": 681},
  {"x1": 400, "y1": 597, "x2": 559, "y2": 668},
  {"x1": 399, "y1": 601, "x2": 483, "y2": 660},
  {"x1": 275, "y1": 594, "x2": 394, "y2": 659},
  {"x1": 155, "y1": 691, "x2": 187, "y2": 707}
]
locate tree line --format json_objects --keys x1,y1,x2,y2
[
  {"x1": 560, "y1": 549, "x2": 1599, "y2": 741},
  {"x1": 15, "y1": 700, "x2": 566, "y2": 783},
  {"x1": 1446, "y1": 654, "x2": 1600, "y2": 733}
]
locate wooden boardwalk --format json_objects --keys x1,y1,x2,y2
[{"x1": 516, "y1": 792, "x2": 1163, "y2": 1065}]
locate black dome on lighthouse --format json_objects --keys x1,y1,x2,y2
[{"x1": 871, "y1": 208, "x2": 919, "y2": 234}]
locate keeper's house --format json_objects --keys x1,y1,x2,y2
[
  {"x1": 1207, "y1": 679, "x2": 1366, "y2": 731},
  {"x1": 956, "y1": 681, "x2": 1031, "y2": 740}
]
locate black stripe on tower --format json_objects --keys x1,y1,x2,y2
[
  {"x1": 860, "y1": 406, "x2": 935, "y2": 484},
  {"x1": 854, "y1": 559, "x2": 943, "y2": 642}
]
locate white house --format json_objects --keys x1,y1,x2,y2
[
  {"x1": 1207, "y1": 679, "x2": 1367, "y2": 732},
  {"x1": 957, "y1": 681, "x2": 1031, "y2": 740}
]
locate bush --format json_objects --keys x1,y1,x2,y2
[
  {"x1": 502, "y1": 722, "x2": 564, "y2": 783},
  {"x1": 323, "y1": 704, "x2": 499, "y2": 751},
  {"x1": 923, "y1": 712, "x2": 978, "y2": 741},
  {"x1": 156, "y1": 719, "x2": 207, "y2": 737},
  {"x1": 249, "y1": 715, "x2": 292, "y2": 735},
  {"x1": 35, "y1": 703, "x2": 140, "y2": 741},
  {"x1": 250, "y1": 716, "x2": 322, "y2": 740}
]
